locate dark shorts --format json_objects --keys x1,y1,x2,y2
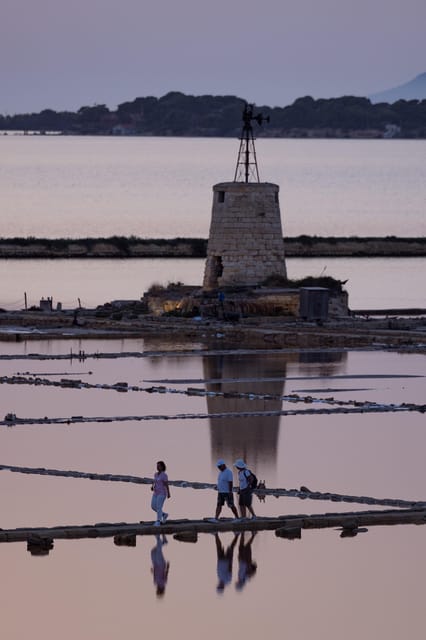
[
  {"x1": 239, "y1": 489, "x2": 253, "y2": 508},
  {"x1": 217, "y1": 492, "x2": 235, "y2": 508}
]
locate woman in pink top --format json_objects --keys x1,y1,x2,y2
[{"x1": 151, "y1": 460, "x2": 171, "y2": 525}]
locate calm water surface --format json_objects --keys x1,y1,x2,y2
[
  {"x1": 0, "y1": 341, "x2": 425, "y2": 639},
  {"x1": 1, "y1": 136, "x2": 425, "y2": 238},
  {"x1": 1, "y1": 136, "x2": 425, "y2": 310},
  {"x1": 0, "y1": 136, "x2": 426, "y2": 309},
  {"x1": 0, "y1": 256, "x2": 425, "y2": 310},
  {"x1": 1, "y1": 137, "x2": 426, "y2": 638}
]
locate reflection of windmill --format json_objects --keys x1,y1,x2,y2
[
  {"x1": 203, "y1": 352, "x2": 291, "y2": 472},
  {"x1": 204, "y1": 350, "x2": 348, "y2": 476},
  {"x1": 234, "y1": 103, "x2": 270, "y2": 183}
]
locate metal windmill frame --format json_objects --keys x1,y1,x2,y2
[{"x1": 233, "y1": 103, "x2": 269, "y2": 183}]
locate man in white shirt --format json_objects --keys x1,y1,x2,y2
[{"x1": 214, "y1": 459, "x2": 239, "y2": 520}]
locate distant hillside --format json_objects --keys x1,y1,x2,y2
[
  {"x1": 370, "y1": 72, "x2": 426, "y2": 103},
  {"x1": 1, "y1": 91, "x2": 426, "y2": 138}
]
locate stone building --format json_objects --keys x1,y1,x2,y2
[{"x1": 203, "y1": 104, "x2": 287, "y2": 290}]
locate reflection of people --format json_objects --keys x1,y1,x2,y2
[
  {"x1": 236, "y1": 531, "x2": 257, "y2": 591},
  {"x1": 151, "y1": 534, "x2": 170, "y2": 597},
  {"x1": 234, "y1": 459, "x2": 256, "y2": 519},
  {"x1": 214, "y1": 532, "x2": 238, "y2": 593},
  {"x1": 213, "y1": 459, "x2": 239, "y2": 521},
  {"x1": 151, "y1": 460, "x2": 170, "y2": 525}
]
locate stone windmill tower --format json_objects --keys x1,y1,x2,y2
[{"x1": 203, "y1": 103, "x2": 287, "y2": 291}]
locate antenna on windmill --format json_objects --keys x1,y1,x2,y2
[{"x1": 233, "y1": 103, "x2": 270, "y2": 183}]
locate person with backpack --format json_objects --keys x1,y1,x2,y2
[{"x1": 234, "y1": 459, "x2": 257, "y2": 519}]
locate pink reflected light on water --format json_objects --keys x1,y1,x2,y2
[{"x1": 0, "y1": 343, "x2": 425, "y2": 639}]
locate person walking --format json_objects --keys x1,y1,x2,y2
[
  {"x1": 234, "y1": 459, "x2": 256, "y2": 519},
  {"x1": 213, "y1": 459, "x2": 239, "y2": 521},
  {"x1": 151, "y1": 460, "x2": 170, "y2": 525}
]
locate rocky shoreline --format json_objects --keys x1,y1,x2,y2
[{"x1": 0, "y1": 236, "x2": 425, "y2": 258}]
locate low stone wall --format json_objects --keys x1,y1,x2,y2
[
  {"x1": 0, "y1": 240, "x2": 200, "y2": 258},
  {"x1": 285, "y1": 237, "x2": 426, "y2": 257},
  {"x1": 0, "y1": 237, "x2": 424, "y2": 258}
]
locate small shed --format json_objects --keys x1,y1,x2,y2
[{"x1": 299, "y1": 287, "x2": 329, "y2": 321}]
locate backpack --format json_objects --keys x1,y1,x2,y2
[{"x1": 246, "y1": 469, "x2": 258, "y2": 490}]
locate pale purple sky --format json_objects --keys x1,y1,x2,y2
[{"x1": 1, "y1": 0, "x2": 425, "y2": 113}]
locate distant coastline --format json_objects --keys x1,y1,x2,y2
[
  {"x1": 1, "y1": 92, "x2": 426, "y2": 138},
  {"x1": 0, "y1": 236, "x2": 425, "y2": 259}
]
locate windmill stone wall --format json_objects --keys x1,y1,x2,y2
[{"x1": 203, "y1": 181, "x2": 287, "y2": 290}]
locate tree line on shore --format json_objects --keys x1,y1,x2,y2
[{"x1": 1, "y1": 92, "x2": 426, "y2": 137}]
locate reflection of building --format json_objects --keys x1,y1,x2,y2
[
  {"x1": 204, "y1": 353, "x2": 289, "y2": 471},
  {"x1": 205, "y1": 350, "x2": 347, "y2": 473},
  {"x1": 297, "y1": 350, "x2": 348, "y2": 378}
]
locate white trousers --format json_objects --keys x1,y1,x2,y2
[{"x1": 151, "y1": 494, "x2": 166, "y2": 522}]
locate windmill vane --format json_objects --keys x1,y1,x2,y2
[
  {"x1": 234, "y1": 103, "x2": 270, "y2": 183},
  {"x1": 242, "y1": 103, "x2": 270, "y2": 127}
]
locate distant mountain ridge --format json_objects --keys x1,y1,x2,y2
[{"x1": 370, "y1": 72, "x2": 426, "y2": 103}]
